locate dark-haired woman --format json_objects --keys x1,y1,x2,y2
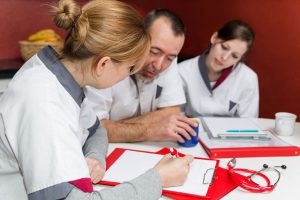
[{"x1": 179, "y1": 20, "x2": 259, "y2": 118}]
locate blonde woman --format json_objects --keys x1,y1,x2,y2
[{"x1": 0, "y1": 0, "x2": 193, "y2": 200}]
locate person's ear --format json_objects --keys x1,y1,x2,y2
[
  {"x1": 210, "y1": 32, "x2": 218, "y2": 44},
  {"x1": 95, "y1": 56, "x2": 111, "y2": 77}
]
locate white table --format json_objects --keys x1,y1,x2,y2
[{"x1": 95, "y1": 120, "x2": 300, "y2": 199}]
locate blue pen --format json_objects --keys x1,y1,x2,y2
[{"x1": 226, "y1": 130, "x2": 259, "y2": 133}]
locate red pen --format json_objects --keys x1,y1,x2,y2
[{"x1": 169, "y1": 147, "x2": 178, "y2": 158}]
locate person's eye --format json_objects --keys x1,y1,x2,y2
[
  {"x1": 167, "y1": 56, "x2": 175, "y2": 62},
  {"x1": 232, "y1": 54, "x2": 239, "y2": 59},
  {"x1": 150, "y1": 49, "x2": 160, "y2": 56},
  {"x1": 221, "y1": 44, "x2": 229, "y2": 50}
]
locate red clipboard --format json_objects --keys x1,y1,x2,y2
[
  {"x1": 199, "y1": 137, "x2": 300, "y2": 159},
  {"x1": 99, "y1": 147, "x2": 240, "y2": 200}
]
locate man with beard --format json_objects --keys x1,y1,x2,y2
[{"x1": 85, "y1": 8, "x2": 197, "y2": 143}]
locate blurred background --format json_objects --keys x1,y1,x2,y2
[{"x1": 0, "y1": 0, "x2": 299, "y2": 119}]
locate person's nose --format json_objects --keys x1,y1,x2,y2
[
  {"x1": 153, "y1": 56, "x2": 164, "y2": 71},
  {"x1": 221, "y1": 51, "x2": 230, "y2": 61}
]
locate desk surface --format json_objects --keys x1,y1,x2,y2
[{"x1": 95, "y1": 118, "x2": 300, "y2": 200}]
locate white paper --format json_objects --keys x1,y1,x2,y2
[
  {"x1": 102, "y1": 150, "x2": 217, "y2": 197},
  {"x1": 198, "y1": 128, "x2": 294, "y2": 149},
  {"x1": 195, "y1": 117, "x2": 296, "y2": 150},
  {"x1": 202, "y1": 117, "x2": 268, "y2": 138}
]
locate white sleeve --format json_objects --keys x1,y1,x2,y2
[
  {"x1": 157, "y1": 59, "x2": 186, "y2": 108},
  {"x1": 238, "y1": 73, "x2": 259, "y2": 117},
  {"x1": 84, "y1": 86, "x2": 113, "y2": 120}
]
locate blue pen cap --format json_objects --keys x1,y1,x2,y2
[{"x1": 178, "y1": 119, "x2": 199, "y2": 147}]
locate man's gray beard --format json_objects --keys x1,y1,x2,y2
[{"x1": 136, "y1": 73, "x2": 155, "y2": 84}]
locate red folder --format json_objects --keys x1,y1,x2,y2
[
  {"x1": 199, "y1": 137, "x2": 300, "y2": 159},
  {"x1": 99, "y1": 147, "x2": 240, "y2": 200}
]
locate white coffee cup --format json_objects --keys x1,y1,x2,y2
[{"x1": 275, "y1": 112, "x2": 297, "y2": 136}]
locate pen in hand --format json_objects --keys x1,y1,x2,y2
[{"x1": 169, "y1": 147, "x2": 178, "y2": 158}]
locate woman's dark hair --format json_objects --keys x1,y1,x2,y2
[
  {"x1": 217, "y1": 20, "x2": 255, "y2": 54},
  {"x1": 144, "y1": 8, "x2": 185, "y2": 36}
]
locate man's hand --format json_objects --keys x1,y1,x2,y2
[
  {"x1": 85, "y1": 157, "x2": 105, "y2": 184},
  {"x1": 147, "y1": 115, "x2": 198, "y2": 142}
]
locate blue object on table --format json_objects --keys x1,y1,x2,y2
[{"x1": 177, "y1": 125, "x2": 199, "y2": 147}]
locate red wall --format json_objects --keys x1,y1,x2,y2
[{"x1": 0, "y1": 0, "x2": 299, "y2": 119}]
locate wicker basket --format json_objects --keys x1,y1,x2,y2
[{"x1": 19, "y1": 40, "x2": 63, "y2": 61}]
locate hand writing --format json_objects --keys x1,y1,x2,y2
[{"x1": 85, "y1": 157, "x2": 105, "y2": 184}]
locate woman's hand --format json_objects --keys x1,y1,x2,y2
[
  {"x1": 153, "y1": 154, "x2": 194, "y2": 187},
  {"x1": 85, "y1": 157, "x2": 105, "y2": 184}
]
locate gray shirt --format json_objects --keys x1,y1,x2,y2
[{"x1": 66, "y1": 169, "x2": 162, "y2": 200}]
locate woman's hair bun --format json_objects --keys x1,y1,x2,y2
[{"x1": 53, "y1": 0, "x2": 81, "y2": 30}]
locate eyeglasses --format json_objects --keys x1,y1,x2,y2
[{"x1": 227, "y1": 158, "x2": 286, "y2": 193}]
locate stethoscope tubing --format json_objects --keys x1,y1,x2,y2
[{"x1": 228, "y1": 167, "x2": 275, "y2": 193}]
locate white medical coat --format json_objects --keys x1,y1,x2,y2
[
  {"x1": 85, "y1": 59, "x2": 186, "y2": 120},
  {"x1": 0, "y1": 46, "x2": 98, "y2": 200},
  {"x1": 178, "y1": 54, "x2": 259, "y2": 118}
]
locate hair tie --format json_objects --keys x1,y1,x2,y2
[{"x1": 72, "y1": 10, "x2": 82, "y2": 29}]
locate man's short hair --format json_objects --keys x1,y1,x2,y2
[{"x1": 144, "y1": 8, "x2": 185, "y2": 36}]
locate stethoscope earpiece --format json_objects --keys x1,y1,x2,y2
[
  {"x1": 263, "y1": 164, "x2": 286, "y2": 170},
  {"x1": 278, "y1": 165, "x2": 287, "y2": 169},
  {"x1": 281, "y1": 165, "x2": 287, "y2": 169}
]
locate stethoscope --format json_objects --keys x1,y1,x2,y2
[{"x1": 227, "y1": 158, "x2": 286, "y2": 193}]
